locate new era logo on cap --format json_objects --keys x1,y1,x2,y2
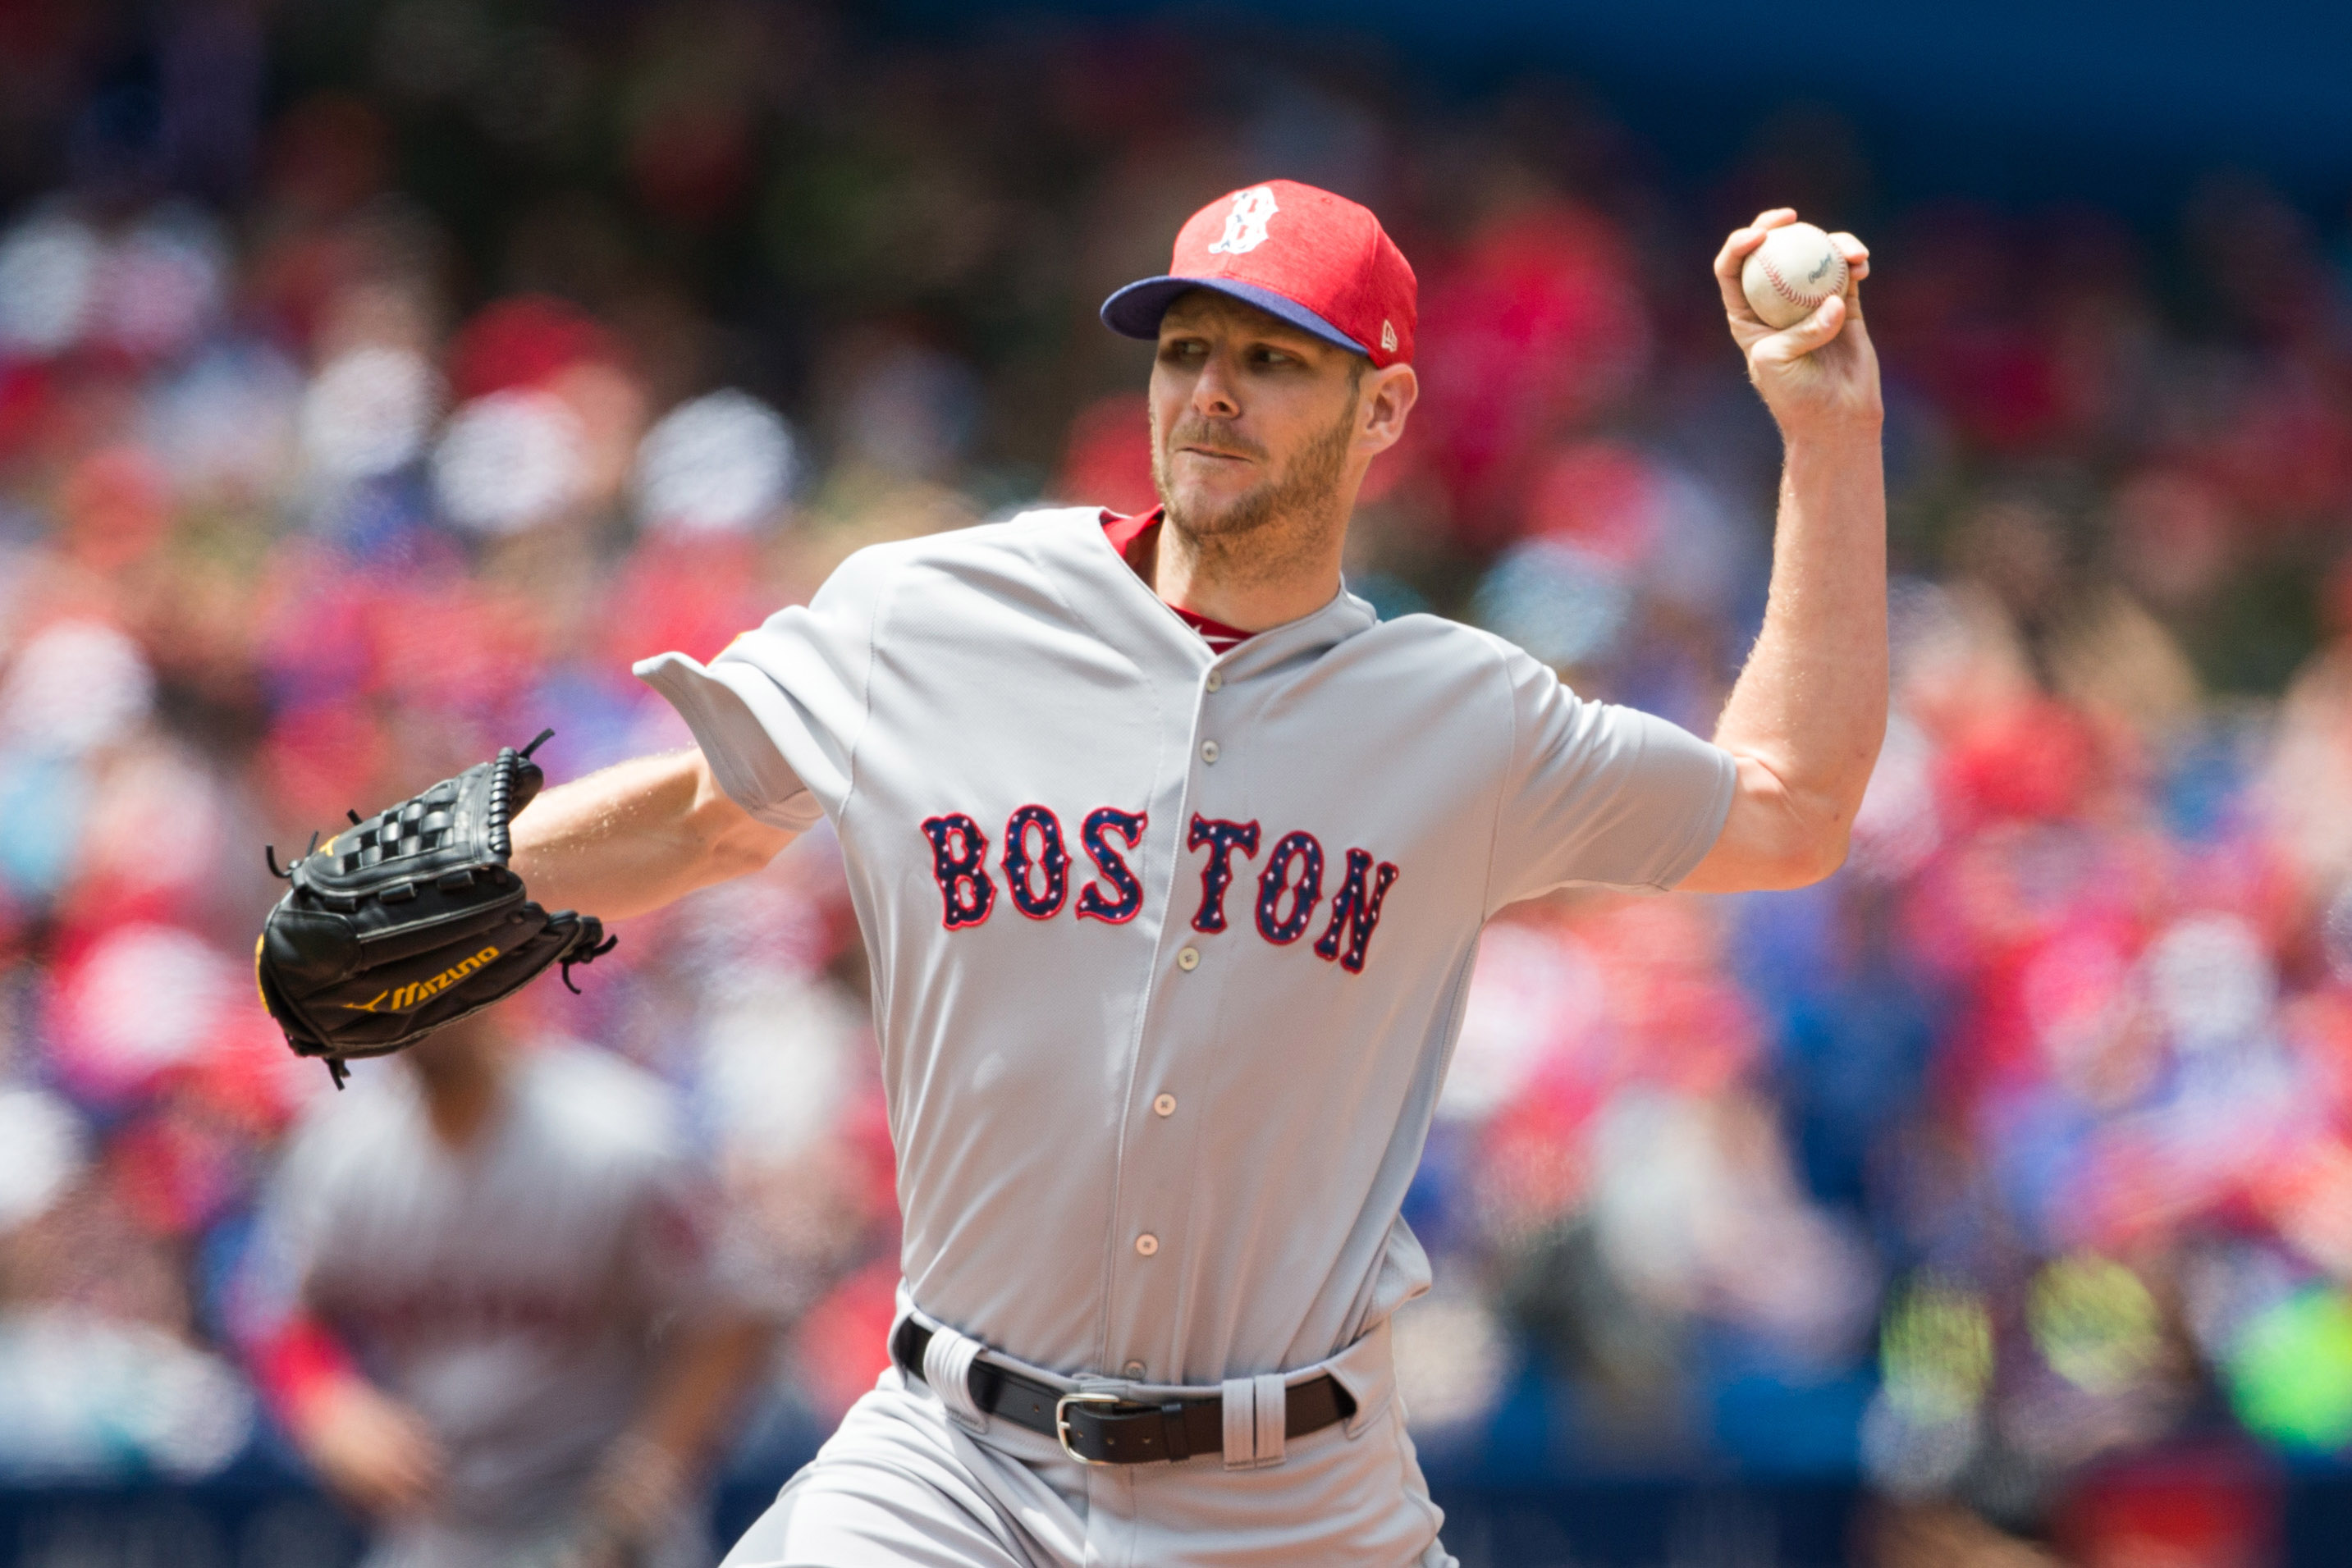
[{"x1": 1100, "y1": 179, "x2": 1417, "y2": 367}]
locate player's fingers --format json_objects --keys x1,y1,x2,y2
[
  {"x1": 1827, "y1": 236, "x2": 1870, "y2": 324},
  {"x1": 1716, "y1": 213, "x2": 1795, "y2": 274},
  {"x1": 1756, "y1": 291, "x2": 1847, "y2": 361},
  {"x1": 345, "y1": 1456, "x2": 428, "y2": 1518},
  {"x1": 380, "y1": 1419, "x2": 447, "y2": 1502},
  {"x1": 1714, "y1": 225, "x2": 1765, "y2": 277},
  {"x1": 1716, "y1": 211, "x2": 1807, "y2": 321},
  {"x1": 380, "y1": 1452, "x2": 441, "y2": 1506},
  {"x1": 1714, "y1": 230, "x2": 1769, "y2": 321},
  {"x1": 1828, "y1": 231, "x2": 1870, "y2": 284}
]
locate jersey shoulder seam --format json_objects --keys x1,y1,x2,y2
[
  {"x1": 837, "y1": 543, "x2": 904, "y2": 830},
  {"x1": 853, "y1": 507, "x2": 1088, "y2": 566}
]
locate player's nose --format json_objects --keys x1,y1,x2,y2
[{"x1": 1188, "y1": 345, "x2": 1244, "y2": 418}]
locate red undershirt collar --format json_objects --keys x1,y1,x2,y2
[{"x1": 1099, "y1": 509, "x2": 1256, "y2": 652}]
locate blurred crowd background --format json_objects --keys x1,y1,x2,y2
[{"x1": 4, "y1": 1, "x2": 2352, "y2": 1564}]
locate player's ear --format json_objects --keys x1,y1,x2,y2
[{"x1": 1357, "y1": 363, "x2": 1418, "y2": 458}]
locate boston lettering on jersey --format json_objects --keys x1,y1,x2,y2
[{"x1": 919, "y1": 806, "x2": 1401, "y2": 972}]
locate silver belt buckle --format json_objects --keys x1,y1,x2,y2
[{"x1": 1054, "y1": 1391, "x2": 1122, "y2": 1465}]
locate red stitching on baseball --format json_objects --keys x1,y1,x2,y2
[{"x1": 1762, "y1": 256, "x2": 1810, "y2": 306}]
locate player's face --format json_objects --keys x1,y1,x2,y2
[{"x1": 1148, "y1": 293, "x2": 1366, "y2": 543}]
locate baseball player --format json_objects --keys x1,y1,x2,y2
[
  {"x1": 286, "y1": 180, "x2": 1880, "y2": 1566},
  {"x1": 234, "y1": 1009, "x2": 775, "y2": 1568}
]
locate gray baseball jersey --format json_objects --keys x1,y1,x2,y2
[
  {"x1": 638, "y1": 505, "x2": 1734, "y2": 1566},
  {"x1": 242, "y1": 1046, "x2": 739, "y2": 1568}
]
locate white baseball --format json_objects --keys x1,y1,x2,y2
[{"x1": 1740, "y1": 222, "x2": 1848, "y2": 330}]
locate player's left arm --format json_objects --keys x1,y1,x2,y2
[
  {"x1": 1681, "y1": 209, "x2": 1887, "y2": 894},
  {"x1": 510, "y1": 748, "x2": 797, "y2": 922}
]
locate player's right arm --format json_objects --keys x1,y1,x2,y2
[
  {"x1": 509, "y1": 748, "x2": 796, "y2": 923},
  {"x1": 232, "y1": 1122, "x2": 447, "y2": 1519},
  {"x1": 1679, "y1": 208, "x2": 1884, "y2": 894},
  {"x1": 1483, "y1": 213, "x2": 1879, "y2": 909}
]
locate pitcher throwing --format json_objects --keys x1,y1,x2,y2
[{"x1": 288, "y1": 181, "x2": 1885, "y2": 1566}]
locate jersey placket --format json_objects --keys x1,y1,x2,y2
[
  {"x1": 1100, "y1": 651, "x2": 1256, "y2": 1383},
  {"x1": 1050, "y1": 526, "x2": 1382, "y2": 1384},
  {"x1": 1096, "y1": 639, "x2": 1218, "y2": 1378},
  {"x1": 1100, "y1": 602, "x2": 1357, "y2": 1383}
]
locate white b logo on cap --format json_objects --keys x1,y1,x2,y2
[{"x1": 1207, "y1": 186, "x2": 1279, "y2": 255}]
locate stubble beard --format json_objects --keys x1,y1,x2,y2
[{"x1": 1151, "y1": 396, "x2": 1357, "y2": 583}]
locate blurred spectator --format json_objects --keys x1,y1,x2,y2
[{"x1": 230, "y1": 1012, "x2": 774, "y2": 1568}]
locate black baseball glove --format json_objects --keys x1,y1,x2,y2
[{"x1": 255, "y1": 730, "x2": 615, "y2": 1087}]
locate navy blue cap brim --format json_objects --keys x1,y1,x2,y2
[{"x1": 1100, "y1": 276, "x2": 1368, "y2": 357}]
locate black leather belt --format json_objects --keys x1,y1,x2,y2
[{"x1": 892, "y1": 1319, "x2": 1355, "y2": 1466}]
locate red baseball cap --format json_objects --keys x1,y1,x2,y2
[{"x1": 1101, "y1": 180, "x2": 1417, "y2": 367}]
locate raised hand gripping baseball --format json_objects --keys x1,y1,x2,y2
[{"x1": 1714, "y1": 208, "x2": 1881, "y2": 437}]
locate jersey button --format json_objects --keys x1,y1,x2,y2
[
  {"x1": 1204, "y1": 671, "x2": 1222, "y2": 693},
  {"x1": 1123, "y1": 1360, "x2": 1147, "y2": 1379},
  {"x1": 1176, "y1": 946, "x2": 1200, "y2": 971},
  {"x1": 1200, "y1": 740, "x2": 1219, "y2": 764},
  {"x1": 1153, "y1": 1092, "x2": 1177, "y2": 1118},
  {"x1": 1135, "y1": 1233, "x2": 1159, "y2": 1257}
]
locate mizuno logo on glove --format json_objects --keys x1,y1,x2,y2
[{"x1": 341, "y1": 944, "x2": 503, "y2": 1013}]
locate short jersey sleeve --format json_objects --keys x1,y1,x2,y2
[
  {"x1": 1485, "y1": 643, "x2": 1737, "y2": 912},
  {"x1": 634, "y1": 546, "x2": 898, "y2": 834}
]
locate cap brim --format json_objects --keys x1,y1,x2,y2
[{"x1": 1100, "y1": 277, "x2": 1367, "y2": 357}]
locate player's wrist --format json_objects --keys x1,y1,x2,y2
[
  {"x1": 256, "y1": 1318, "x2": 365, "y2": 1435},
  {"x1": 1771, "y1": 399, "x2": 1886, "y2": 449}
]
